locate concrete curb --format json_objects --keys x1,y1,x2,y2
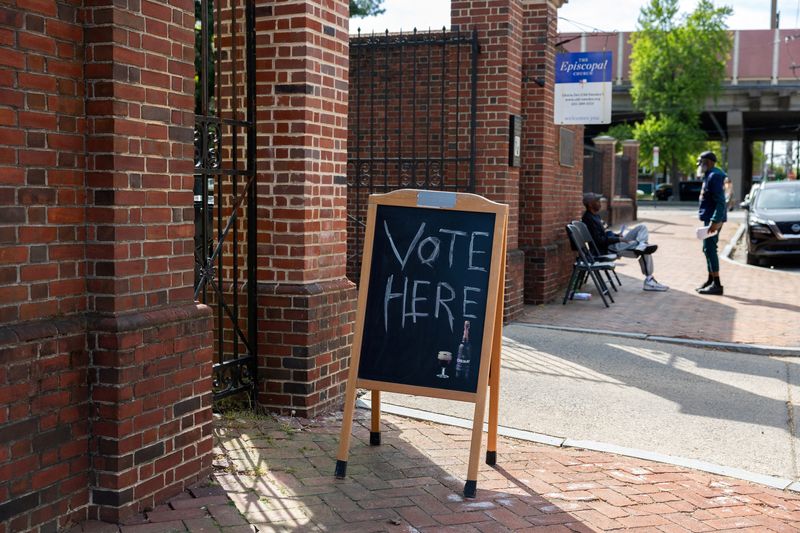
[
  {"x1": 721, "y1": 223, "x2": 746, "y2": 261},
  {"x1": 358, "y1": 399, "x2": 799, "y2": 493},
  {"x1": 514, "y1": 322, "x2": 800, "y2": 357}
]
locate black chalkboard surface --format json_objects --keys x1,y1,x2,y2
[{"x1": 357, "y1": 204, "x2": 496, "y2": 394}]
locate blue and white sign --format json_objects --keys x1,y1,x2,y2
[{"x1": 554, "y1": 51, "x2": 612, "y2": 125}]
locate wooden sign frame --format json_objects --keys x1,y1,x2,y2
[{"x1": 335, "y1": 189, "x2": 508, "y2": 498}]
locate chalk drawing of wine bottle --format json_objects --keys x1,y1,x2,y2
[{"x1": 455, "y1": 320, "x2": 471, "y2": 380}]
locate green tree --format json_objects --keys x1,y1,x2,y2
[
  {"x1": 600, "y1": 123, "x2": 635, "y2": 152},
  {"x1": 634, "y1": 115, "x2": 704, "y2": 171},
  {"x1": 350, "y1": 0, "x2": 385, "y2": 18},
  {"x1": 629, "y1": 0, "x2": 732, "y2": 188}
]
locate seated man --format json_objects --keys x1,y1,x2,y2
[{"x1": 581, "y1": 193, "x2": 668, "y2": 292}]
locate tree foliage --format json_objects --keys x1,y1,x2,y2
[
  {"x1": 628, "y1": 0, "x2": 732, "y2": 178},
  {"x1": 634, "y1": 114, "x2": 705, "y2": 170},
  {"x1": 600, "y1": 123, "x2": 635, "y2": 152},
  {"x1": 350, "y1": 0, "x2": 385, "y2": 18}
]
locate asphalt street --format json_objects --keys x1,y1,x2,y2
[{"x1": 381, "y1": 325, "x2": 800, "y2": 482}]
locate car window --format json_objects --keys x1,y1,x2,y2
[{"x1": 755, "y1": 186, "x2": 800, "y2": 209}]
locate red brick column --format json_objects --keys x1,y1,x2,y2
[
  {"x1": 518, "y1": 0, "x2": 584, "y2": 304},
  {"x1": 253, "y1": 0, "x2": 356, "y2": 418},
  {"x1": 451, "y1": 0, "x2": 526, "y2": 320},
  {"x1": 83, "y1": 0, "x2": 213, "y2": 522},
  {"x1": 0, "y1": 3, "x2": 91, "y2": 531},
  {"x1": 622, "y1": 139, "x2": 640, "y2": 220}
]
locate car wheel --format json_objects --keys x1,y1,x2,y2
[{"x1": 746, "y1": 252, "x2": 759, "y2": 265}]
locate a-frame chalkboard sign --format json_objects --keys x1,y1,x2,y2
[{"x1": 335, "y1": 189, "x2": 508, "y2": 498}]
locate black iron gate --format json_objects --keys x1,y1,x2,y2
[
  {"x1": 194, "y1": 0, "x2": 257, "y2": 402},
  {"x1": 346, "y1": 28, "x2": 479, "y2": 282}
]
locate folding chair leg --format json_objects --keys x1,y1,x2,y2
[
  {"x1": 613, "y1": 270, "x2": 621, "y2": 286},
  {"x1": 563, "y1": 267, "x2": 579, "y2": 305},
  {"x1": 596, "y1": 269, "x2": 615, "y2": 303},
  {"x1": 588, "y1": 270, "x2": 610, "y2": 308},
  {"x1": 601, "y1": 272, "x2": 615, "y2": 303},
  {"x1": 605, "y1": 270, "x2": 618, "y2": 292}
]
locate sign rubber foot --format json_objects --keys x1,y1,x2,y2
[
  {"x1": 370, "y1": 432, "x2": 381, "y2": 445},
  {"x1": 485, "y1": 450, "x2": 496, "y2": 465},
  {"x1": 464, "y1": 480, "x2": 477, "y2": 499},
  {"x1": 334, "y1": 460, "x2": 347, "y2": 479}
]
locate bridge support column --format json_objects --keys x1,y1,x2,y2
[{"x1": 727, "y1": 111, "x2": 745, "y2": 203}]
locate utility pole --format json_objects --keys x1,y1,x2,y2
[{"x1": 771, "y1": 0, "x2": 779, "y2": 28}]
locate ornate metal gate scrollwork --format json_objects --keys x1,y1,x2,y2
[{"x1": 194, "y1": 0, "x2": 257, "y2": 403}]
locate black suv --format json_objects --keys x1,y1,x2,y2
[{"x1": 741, "y1": 181, "x2": 800, "y2": 265}]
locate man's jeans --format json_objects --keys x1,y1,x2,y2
[
  {"x1": 609, "y1": 224, "x2": 654, "y2": 277},
  {"x1": 703, "y1": 232, "x2": 720, "y2": 273}
]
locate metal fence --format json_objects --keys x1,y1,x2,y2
[{"x1": 346, "y1": 28, "x2": 479, "y2": 282}]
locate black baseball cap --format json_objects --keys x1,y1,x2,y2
[
  {"x1": 582, "y1": 192, "x2": 603, "y2": 206},
  {"x1": 698, "y1": 151, "x2": 717, "y2": 163}
]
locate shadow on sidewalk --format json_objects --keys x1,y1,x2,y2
[
  {"x1": 526, "y1": 271, "x2": 741, "y2": 344},
  {"x1": 724, "y1": 294, "x2": 800, "y2": 314},
  {"x1": 212, "y1": 409, "x2": 592, "y2": 531},
  {"x1": 503, "y1": 327, "x2": 796, "y2": 432}
]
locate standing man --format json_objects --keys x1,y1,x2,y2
[{"x1": 696, "y1": 151, "x2": 727, "y2": 295}]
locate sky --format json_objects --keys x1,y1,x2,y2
[{"x1": 351, "y1": 0, "x2": 800, "y2": 35}]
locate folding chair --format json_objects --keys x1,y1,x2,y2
[
  {"x1": 563, "y1": 224, "x2": 615, "y2": 307},
  {"x1": 571, "y1": 220, "x2": 622, "y2": 289}
]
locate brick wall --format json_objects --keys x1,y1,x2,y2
[
  {"x1": 0, "y1": 2, "x2": 90, "y2": 531},
  {"x1": 519, "y1": 0, "x2": 584, "y2": 304},
  {"x1": 253, "y1": 0, "x2": 356, "y2": 417},
  {"x1": 0, "y1": 0, "x2": 214, "y2": 529},
  {"x1": 451, "y1": 0, "x2": 526, "y2": 318},
  {"x1": 0, "y1": 318, "x2": 89, "y2": 533},
  {"x1": 82, "y1": 0, "x2": 213, "y2": 521}
]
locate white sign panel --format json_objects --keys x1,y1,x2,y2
[{"x1": 554, "y1": 51, "x2": 612, "y2": 125}]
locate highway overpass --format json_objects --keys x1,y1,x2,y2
[{"x1": 560, "y1": 29, "x2": 800, "y2": 199}]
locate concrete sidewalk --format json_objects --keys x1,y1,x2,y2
[{"x1": 523, "y1": 207, "x2": 800, "y2": 348}]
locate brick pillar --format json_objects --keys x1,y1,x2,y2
[
  {"x1": 518, "y1": 0, "x2": 582, "y2": 304},
  {"x1": 451, "y1": 0, "x2": 525, "y2": 320},
  {"x1": 622, "y1": 140, "x2": 640, "y2": 220},
  {"x1": 0, "y1": 2, "x2": 93, "y2": 531},
  {"x1": 253, "y1": 0, "x2": 356, "y2": 418},
  {"x1": 83, "y1": 0, "x2": 213, "y2": 522}
]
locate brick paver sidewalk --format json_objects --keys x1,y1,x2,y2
[
  {"x1": 522, "y1": 208, "x2": 800, "y2": 347},
  {"x1": 208, "y1": 409, "x2": 800, "y2": 532},
  {"x1": 67, "y1": 483, "x2": 257, "y2": 532}
]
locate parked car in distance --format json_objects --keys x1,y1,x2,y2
[
  {"x1": 740, "y1": 180, "x2": 800, "y2": 265},
  {"x1": 654, "y1": 183, "x2": 672, "y2": 200},
  {"x1": 653, "y1": 181, "x2": 703, "y2": 201}
]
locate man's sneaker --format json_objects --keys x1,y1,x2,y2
[
  {"x1": 698, "y1": 282, "x2": 723, "y2": 295},
  {"x1": 643, "y1": 278, "x2": 669, "y2": 291},
  {"x1": 635, "y1": 242, "x2": 658, "y2": 254},
  {"x1": 695, "y1": 278, "x2": 713, "y2": 292}
]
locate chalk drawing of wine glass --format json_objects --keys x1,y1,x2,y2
[{"x1": 436, "y1": 351, "x2": 452, "y2": 379}]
